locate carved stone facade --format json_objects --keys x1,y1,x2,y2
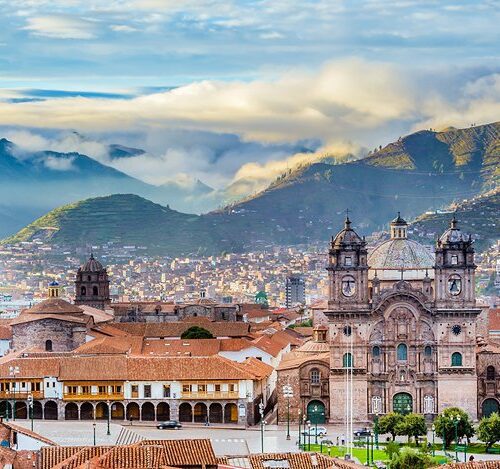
[
  {"x1": 74, "y1": 254, "x2": 110, "y2": 310},
  {"x1": 323, "y1": 214, "x2": 481, "y2": 423}
]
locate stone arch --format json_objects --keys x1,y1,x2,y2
[
  {"x1": 486, "y1": 365, "x2": 496, "y2": 380},
  {"x1": 80, "y1": 402, "x2": 94, "y2": 420},
  {"x1": 95, "y1": 402, "x2": 109, "y2": 420},
  {"x1": 33, "y1": 400, "x2": 43, "y2": 419},
  {"x1": 179, "y1": 402, "x2": 192, "y2": 422},
  {"x1": 393, "y1": 392, "x2": 413, "y2": 415},
  {"x1": 81, "y1": 286, "x2": 87, "y2": 296},
  {"x1": 482, "y1": 398, "x2": 500, "y2": 418},
  {"x1": 126, "y1": 402, "x2": 139, "y2": 421},
  {"x1": 44, "y1": 401, "x2": 58, "y2": 420},
  {"x1": 15, "y1": 401, "x2": 28, "y2": 419},
  {"x1": 307, "y1": 400, "x2": 326, "y2": 424},
  {"x1": 0, "y1": 401, "x2": 12, "y2": 419},
  {"x1": 93, "y1": 286, "x2": 99, "y2": 296},
  {"x1": 224, "y1": 403, "x2": 238, "y2": 423},
  {"x1": 111, "y1": 402, "x2": 125, "y2": 420},
  {"x1": 141, "y1": 402, "x2": 155, "y2": 421},
  {"x1": 157, "y1": 402, "x2": 170, "y2": 421},
  {"x1": 194, "y1": 402, "x2": 208, "y2": 423},
  {"x1": 65, "y1": 402, "x2": 79, "y2": 420},
  {"x1": 209, "y1": 403, "x2": 223, "y2": 423}
]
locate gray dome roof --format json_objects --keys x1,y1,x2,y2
[
  {"x1": 369, "y1": 238, "x2": 434, "y2": 270},
  {"x1": 439, "y1": 216, "x2": 465, "y2": 243},
  {"x1": 331, "y1": 217, "x2": 363, "y2": 248},
  {"x1": 80, "y1": 253, "x2": 104, "y2": 272}
]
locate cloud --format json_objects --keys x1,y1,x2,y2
[
  {"x1": 22, "y1": 15, "x2": 98, "y2": 39},
  {"x1": 43, "y1": 155, "x2": 76, "y2": 171},
  {"x1": 110, "y1": 24, "x2": 138, "y2": 33}
]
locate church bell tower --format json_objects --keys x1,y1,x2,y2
[
  {"x1": 434, "y1": 216, "x2": 476, "y2": 308},
  {"x1": 74, "y1": 253, "x2": 111, "y2": 310},
  {"x1": 327, "y1": 216, "x2": 369, "y2": 311}
]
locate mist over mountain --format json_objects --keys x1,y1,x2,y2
[{"x1": 5, "y1": 122, "x2": 498, "y2": 255}]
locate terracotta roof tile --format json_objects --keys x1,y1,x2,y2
[
  {"x1": 3, "y1": 421, "x2": 57, "y2": 446},
  {"x1": 139, "y1": 439, "x2": 217, "y2": 466}
]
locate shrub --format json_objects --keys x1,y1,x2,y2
[{"x1": 180, "y1": 326, "x2": 214, "y2": 339}]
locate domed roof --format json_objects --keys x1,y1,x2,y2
[
  {"x1": 80, "y1": 253, "x2": 104, "y2": 272},
  {"x1": 391, "y1": 212, "x2": 407, "y2": 225},
  {"x1": 439, "y1": 216, "x2": 466, "y2": 244},
  {"x1": 331, "y1": 216, "x2": 363, "y2": 248},
  {"x1": 369, "y1": 238, "x2": 434, "y2": 270}
]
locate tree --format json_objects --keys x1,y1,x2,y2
[
  {"x1": 477, "y1": 412, "x2": 500, "y2": 450},
  {"x1": 180, "y1": 326, "x2": 214, "y2": 339},
  {"x1": 378, "y1": 412, "x2": 404, "y2": 441},
  {"x1": 390, "y1": 447, "x2": 433, "y2": 469},
  {"x1": 397, "y1": 413, "x2": 427, "y2": 445},
  {"x1": 433, "y1": 407, "x2": 474, "y2": 449}
]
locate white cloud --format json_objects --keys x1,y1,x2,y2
[
  {"x1": 43, "y1": 155, "x2": 76, "y2": 170},
  {"x1": 23, "y1": 15, "x2": 98, "y2": 39},
  {"x1": 110, "y1": 24, "x2": 138, "y2": 33}
]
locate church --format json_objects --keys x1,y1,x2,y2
[{"x1": 277, "y1": 214, "x2": 498, "y2": 424}]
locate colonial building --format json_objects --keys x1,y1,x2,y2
[
  {"x1": 74, "y1": 253, "x2": 111, "y2": 310},
  {"x1": 278, "y1": 214, "x2": 493, "y2": 424}
]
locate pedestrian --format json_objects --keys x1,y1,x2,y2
[
  {"x1": 204, "y1": 415, "x2": 209, "y2": 426},
  {"x1": 341, "y1": 434, "x2": 345, "y2": 447},
  {"x1": 469, "y1": 455, "x2": 474, "y2": 461}
]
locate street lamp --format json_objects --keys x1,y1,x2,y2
[
  {"x1": 374, "y1": 411, "x2": 379, "y2": 450},
  {"x1": 9, "y1": 366, "x2": 19, "y2": 421},
  {"x1": 259, "y1": 401, "x2": 265, "y2": 453},
  {"x1": 107, "y1": 401, "x2": 111, "y2": 436},
  {"x1": 282, "y1": 384, "x2": 293, "y2": 441},
  {"x1": 306, "y1": 420, "x2": 311, "y2": 451},
  {"x1": 28, "y1": 393, "x2": 34, "y2": 431},
  {"x1": 93, "y1": 422, "x2": 96, "y2": 446},
  {"x1": 453, "y1": 415, "x2": 461, "y2": 462},
  {"x1": 431, "y1": 424, "x2": 435, "y2": 457}
]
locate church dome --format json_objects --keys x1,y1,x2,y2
[
  {"x1": 331, "y1": 216, "x2": 363, "y2": 248},
  {"x1": 439, "y1": 216, "x2": 465, "y2": 244},
  {"x1": 368, "y1": 238, "x2": 434, "y2": 271},
  {"x1": 80, "y1": 253, "x2": 104, "y2": 272}
]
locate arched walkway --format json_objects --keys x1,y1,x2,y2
[
  {"x1": 393, "y1": 392, "x2": 413, "y2": 415},
  {"x1": 65, "y1": 403, "x2": 79, "y2": 420},
  {"x1": 44, "y1": 401, "x2": 58, "y2": 420},
  {"x1": 157, "y1": 402, "x2": 170, "y2": 421},
  {"x1": 15, "y1": 401, "x2": 28, "y2": 419},
  {"x1": 80, "y1": 402, "x2": 94, "y2": 420},
  {"x1": 482, "y1": 398, "x2": 500, "y2": 418},
  {"x1": 141, "y1": 402, "x2": 155, "y2": 421},
  {"x1": 209, "y1": 403, "x2": 223, "y2": 423},
  {"x1": 179, "y1": 403, "x2": 192, "y2": 422},
  {"x1": 33, "y1": 401, "x2": 43, "y2": 419},
  {"x1": 126, "y1": 403, "x2": 140, "y2": 421},
  {"x1": 111, "y1": 402, "x2": 125, "y2": 420},
  {"x1": 0, "y1": 401, "x2": 12, "y2": 419},
  {"x1": 224, "y1": 403, "x2": 238, "y2": 423},
  {"x1": 194, "y1": 403, "x2": 208, "y2": 423},
  {"x1": 95, "y1": 402, "x2": 109, "y2": 420},
  {"x1": 307, "y1": 400, "x2": 326, "y2": 424}
]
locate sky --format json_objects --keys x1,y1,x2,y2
[{"x1": 0, "y1": 0, "x2": 499, "y2": 192}]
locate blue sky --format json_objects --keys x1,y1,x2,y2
[{"x1": 0, "y1": 0, "x2": 499, "y2": 191}]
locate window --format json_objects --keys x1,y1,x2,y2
[
  {"x1": 81, "y1": 386, "x2": 90, "y2": 394},
  {"x1": 424, "y1": 346, "x2": 432, "y2": 357},
  {"x1": 87, "y1": 275, "x2": 91, "y2": 281},
  {"x1": 163, "y1": 385, "x2": 171, "y2": 398},
  {"x1": 451, "y1": 255, "x2": 458, "y2": 265},
  {"x1": 182, "y1": 384, "x2": 191, "y2": 393},
  {"x1": 198, "y1": 384, "x2": 207, "y2": 393},
  {"x1": 344, "y1": 256, "x2": 352, "y2": 266},
  {"x1": 81, "y1": 286, "x2": 86, "y2": 296},
  {"x1": 310, "y1": 369, "x2": 320, "y2": 384},
  {"x1": 229, "y1": 383, "x2": 237, "y2": 392},
  {"x1": 452, "y1": 325, "x2": 462, "y2": 336},
  {"x1": 45, "y1": 340, "x2": 53, "y2": 352},
  {"x1": 93, "y1": 286, "x2": 99, "y2": 296},
  {"x1": 131, "y1": 385, "x2": 139, "y2": 397},
  {"x1": 215, "y1": 384, "x2": 221, "y2": 392},
  {"x1": 343, "y1": 353, "x2": 353, "y2": 368},
  {"x1": 451, "y1": 352, "x2": 462, "y2": 367},
  {"x1": 487, "y1": 366, "x2": 495, "y2": 380},
  {"x1": 343, "y1": 325, "x2": 352, "y2": 336},
  {"x1": 115, "y1": 386, "x2": 122, "y2": 394},
  {"x1": 372, "y1": 346, "x2": 380, "y2": 358},
  {"x1": 98, "y1": 386, "x2": 106, "y2": 394},
  {"x1": 144, "y1": 384, "x2": 152, "y2": 398},
  {"x1": 397, "y1": 344, "x2": 408, "y2": 361}
]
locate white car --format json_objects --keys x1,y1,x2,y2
[{"x1": 301, "y1": 426, "x2": 327, "y2": 437}]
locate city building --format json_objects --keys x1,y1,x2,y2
[
  {"x1": 74, "y1": 253, "x2": 111, "y2": 310},
  {"x1": 285, "y1": 276, "x2": 305, "y2": 308}
]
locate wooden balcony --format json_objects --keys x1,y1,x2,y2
[
  {"x1": 63, "y1": 393, "x2": 124, "y2": 401},
  {"x1": 0, "y1": 391, "x2": 44, "y2": 400},
  {"x1": 181, "y1": 391, "x2": 239, "y2": 399}
]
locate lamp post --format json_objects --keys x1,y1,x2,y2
[
  {"x1": 306, "y1": 420, "x2": 311, "y2": 451},
  {"x1": 4, "y1": 390, "x2": 9, "y2": 421},
  {"x1": 442, "y1": 427, "x2": 446, "y2": 452},
  {"x1": 431, "y1": 424, "x2": 435, "y2": 457},
  {"x1": 282, "y1": 385, "x2": 293, "y2": 441},
  {"x1": 9, "y1": 366, "x2": 19, "y2": 421},
  {"x1": 374, "y1": 412, "x2": 379, "y2": 450},
  {"x1": 453, "y1": 415, "x2": 461, "y2": 462},
  {"x1": 259, "y1": 401, "x2": 265, "y2": 453},
  {"x1": 93, "y1": 422, "x2": 96, "y2": 446},
  {"x1": 107, "y1": 401, "x2": 111, "y2": 436},
  {"x1": 298, "y1": 410, "x2": 302, "y2": 450},
  {"x1": 28, "y1": 393, "x2": 34, "y2": 431},
  {"x1": 370, "y1": 433, "x2": 374, "y2": 464}
]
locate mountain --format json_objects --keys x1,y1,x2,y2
[
  {"x1": 4, "y1": 122, "x2": 499, "y2": 255},
  {"x1": 410, "y1": 188, "x2": 500, "y2": 251}
]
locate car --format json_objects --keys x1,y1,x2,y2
[
  {"x1": 157, "y1": 420, "x2": 182, "y2": 429},
  {"x1": 301, "y1": 426, "x2": 327, "y2": 437},
  {"x1": 353, "y1": 427, "x2": 372, "y2": 438}
]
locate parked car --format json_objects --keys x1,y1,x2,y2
[
  {"x1": 353, "y1": 427, "x2": 371, "y2": 438},
  {"x1": 157, "y1": 420, "x2": 182, "y2": 429},
  {"x1": 301, "y1": 426, "x2": 327, "y2": 437}
]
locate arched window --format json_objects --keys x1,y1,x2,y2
[
  {"x1": 80, "y1": 286, "x2": 86, "y2": 296},
  {"x1": 424, "y1": 346, "x2": 432, "y2": 357},
  {"x1": 397, "y1": 344, "x2": 408, "y2": 361},
  {"x1": 87, "y1": 275, "x2": 91, "y2": 281},
  {"x1": 92, "y1": 286, "x2": 99, "y2": 296},
  {"x1": 310, "y1": 369, "x2": 320, "y2": 384},
  {"x1": 343, "y1": 353, "x2": 353, "y2": 368},
  {"x1": 487, "y1": 366, "x2": 495, "y2": 380},
  {"x1": 451, "y1": 352, "x2": 462, "y2": 367},
  {"x1": 372, "y1": 346, "x2": 380, "y2": 358},
  {"x1": 45, "y1": 340, "x2": 53, "y2": 352}
]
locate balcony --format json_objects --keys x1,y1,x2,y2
[
  {"x1": 181, "y1": 391, "x2": 239, "y2": 399},
  {"x1": 0, "y1": 391, "x2": 44, "y2": 400},
  {"x1": 63, "y1": 392, "x2": 124, "y2": 401}
]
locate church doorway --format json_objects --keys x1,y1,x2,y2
[
  {"x1": 482, "y1": 398, "x2": 500, "y2": 418},
  {"x1": 393, "y1": 393, "x2": 413, "y2": 415},
  {"x1": 307, "y1": 400, "x2": 326, "y2": 424}
]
